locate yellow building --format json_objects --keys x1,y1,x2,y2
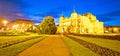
[
  {"x1": 104, "y1": 26, "x2": 120, "y2": 33},
  {"x1": 57, "y1": 11, "x2": 104, "y2": 34}
]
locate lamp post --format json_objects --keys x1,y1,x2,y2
[
  {"x1": 3, "y1": 20, "x2": 8, "y2": 27},
  {"x1": 2, "y1": 20, "x2": 8, "y2": 31}
]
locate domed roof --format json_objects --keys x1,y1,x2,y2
[
  {"x1": 72, "y1": 11, "x2": 77, "y2": 13},
  {"x1": 71, "y1": 11, "x2": 77, "y2": 17},
  {"x1": 60, "y1": 15, "x2": 64, "y2": 18},
  {"x1": 60, "y1": 15, "x2": 65, "y2": 20}
]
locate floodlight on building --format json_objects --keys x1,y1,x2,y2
[
  {"x1": 29, "y1": 24, "x2": 32, "y2": 27},
  {"x1": 81, "y1": 30, "x2": 84, "y2": 33},
  {"x1": 62, "y1": 28, "x2": 64, "y2": 33},
  {"x1": 12, "y1": 24, "x2": 19, "y2": 30}
]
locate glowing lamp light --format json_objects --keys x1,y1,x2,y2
[
  {"x1": 3, "y1": 20, "x2": 8, "y2": 26},
  {"x1": 81, "y1": 30, "x2": 84, "y2": 32},
  {"x1": 62, "y1": 28, "x2": 64, "y2": 33}
]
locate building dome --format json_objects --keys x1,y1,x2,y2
[
  {"x1": 60, "y1": 15, "x2": 65, "y2": 22},
  {"x1": 60, "y1": 15, "x2": 64, "y2": 19},
  {"x1": 71, "y1": 11, "x2": 77, "y2": 17}
]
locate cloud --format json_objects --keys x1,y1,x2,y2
[
  {"x1": 28, "y1": 16, "x2": 43, "y2": 23},
  {"x1": 29, "y1": 6, "x2": 73, "y2": 25},
  {"x1": 104, "y1": 20, "x2": 120, "y2": 26},
  {"x1": 98, "y1": 10, "x2": 120, "y2": 17},
  {"x1": 6, "y1": 0, "x2": 29, "y2": 8},
  {"x1": 34, "y1": 6, "x2": 73, "y2": 18},
  {"x1": 0, "y1": 0, "x2": 27, "y2": 20},
  {"x1": 96, "y1": 10, "x2": 120, "y2": 26},
  {"x1": 97, "y1": 16, "x2": 120, "y2": 26},
  {"x1": 97, "y1": 16, "x2": 116, "y2": 22},
  {"x1": 35, "y1": 12, "x2": 59, "y2": 18}
]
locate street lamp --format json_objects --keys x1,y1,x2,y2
[
  {"x1": 3, "y1": 20, "x2": 8, "y2": 26},
  {"x1": 2, "y1": 20, "x2": 8, "y2": 32}
]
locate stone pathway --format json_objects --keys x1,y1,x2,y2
[{"x1": 17, "y1": 35, "x2": 72, "y2": 56}]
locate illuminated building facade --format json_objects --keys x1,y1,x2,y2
[
  {"x1": 57, "y1": 11, "x2": 104, "y2": 34},
  {"x1": 7, "y1": 19, "x2": 34, "y2": 32}
]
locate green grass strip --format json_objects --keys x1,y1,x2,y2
[
  {"x1": 61, "y1": 36, "x2": 99, "y2": 56},
  {"x1": 70, "y1": 35, "x2": 120, "y2": 52},
  {"x1": 0, "y1": 36, "x2": 47, "y2": 56}
]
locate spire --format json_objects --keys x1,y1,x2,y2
[
  {"x1": 61, "y1": 11, "x2": 64, "y2": 17},
  {"x1": 73, "y1": 6, "x2": 76, "y2": 13},
  {"x1": 71, "y1": 6, "x2": 77, "y2": 17},
  {"x1": 73, "y1": 6, "x2": 76, "y2": 12},
  {"x1": 60, "y1": 11, "x2": 64, "y2": 21},
  {"x1": 61, "y1": 11, "x2": 64, "y2": 16}
]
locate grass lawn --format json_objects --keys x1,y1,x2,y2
[
  {"x1": 0, "y1": 35, "x2": 47, "y2": 56},
  {"x1": 70, "y1": 35, "x2": 120, "y2": 52},
  {"x1": 0, "y1": 33, "x2": 41, "y2": 43},
  {"x1": 61, "y1": 36, "x2": 99, "y2": 56}
]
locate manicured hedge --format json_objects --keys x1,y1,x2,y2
[
  {"x1": 0, "y1": 32, "x2": 29, "y2": 36},
  {"x1": 71, "y1": 33, "x2": 120, "y2": 41}
]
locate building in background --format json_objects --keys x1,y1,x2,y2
[
  {"x1": 57, "y1": 11, "x2": 104, "y2": 34},
  {"x1": 7, "y1": 19, "x2": 34, "y2": 32},
  {"x1": 104, "y1": 26, "x2": 120, "y2": 33}
]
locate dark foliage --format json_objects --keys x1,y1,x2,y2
[{"x1": 36, "y1": 16, "x2": 57, "y2": 34}]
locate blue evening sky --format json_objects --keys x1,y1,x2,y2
[{"x1": 0, "y1": 0, "x2": 120, "y2": 26}]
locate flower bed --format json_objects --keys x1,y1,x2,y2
[
  {"x1": 66, "y1": 35, "x2": 120, "y2": 56},
  {"x1": 0, "y1": 36, "x2": 42, "y2": 48},
  {"x1": 71, "y1": 33, "x2": 120, "y2": 41}
]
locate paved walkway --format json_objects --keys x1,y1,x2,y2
[{"x1": 17, "y1": 35, "x2": 72, "y2": 56}]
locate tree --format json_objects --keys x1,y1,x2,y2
[{"x1": 36, "y1": 16, "x2": 57, "y2": 34}]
